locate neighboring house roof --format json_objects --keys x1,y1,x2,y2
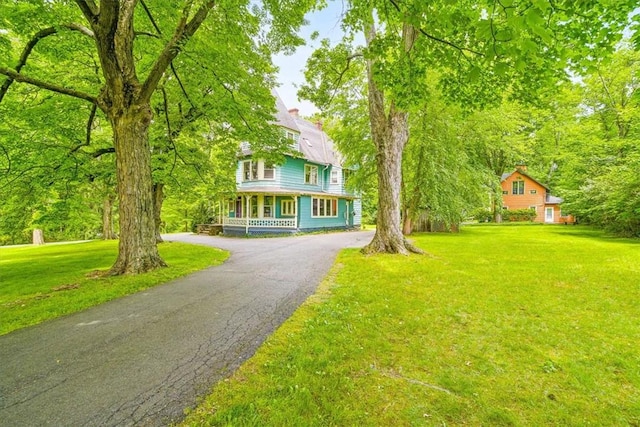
[
  {"x1": 501, "y1": 168, "x2": 550, "y2": 191},
  {"x1": 501, "y1": 167, "x2": 564, "y2": 205}
]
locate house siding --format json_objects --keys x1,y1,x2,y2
[{"x1": 298, "y1": 196, "x2": 353, "y2": 231}]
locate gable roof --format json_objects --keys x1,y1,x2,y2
[
  {"x1": 292, "y1": 116, "x2": 341, "y2": 166},
  {"x1": 269, "y1": 90, "x2": 341, "y2": 167},
  {"x1": 273, "y1": 92, "x2": 299, "y2": 132},
  {"x1": 501, "y1": 168, "x2": 550, "y2": 191}
]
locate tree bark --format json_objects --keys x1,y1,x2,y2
[
  {"x1": 153, "y1": 183, "x2": 164, "y2": 243},
  {"x1": 108, "y1": 107, "x2": 166, "y2": 274},
  {"x1": 361, "y1": 21, "x2": 422, "y2": 255},
  {"x1": 102, "y1": 194, "x2": 117, "y2": 240},
  {"x1": 32, "y1": 229, "x2": 45, "y2": 245}
]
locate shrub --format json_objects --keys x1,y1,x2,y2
[{"x1": 503, "y1": 208, "x2": 536, "y2": 222}]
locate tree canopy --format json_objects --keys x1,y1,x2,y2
[
  {"x1": 0, "y1": 0, "x2": 315, "y2": 271},
  {"x1": 300, "y1": 0, "x2": 638, "y2": 252}
]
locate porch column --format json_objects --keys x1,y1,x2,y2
[
  {"x1": 245, "y1": 195, "x2": 251, "y2": 235},
  {"x1": 294, "y1": 196, "x2": 299, "y2": 229}
]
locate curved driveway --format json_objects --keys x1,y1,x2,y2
[{"x1": 0, "y1": 230, "x2": 373, "y2": 426}]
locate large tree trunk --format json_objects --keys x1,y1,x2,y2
[
  {"x1": 361, "y1": 21, "x2": 422, "y2": 255},
  {"x1": 153, "y1": 183, "x2": 164, "y2": 243},
  {"x1": 108, "y1": 107, "x2": 166, "y2": 275}
]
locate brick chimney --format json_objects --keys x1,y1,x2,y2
[
  {"x1": 288, "y1": 108, "x2": 299, "y2": 118},
  {"x1": 516, "y1": 164, "x2": 527, "y2": 172}
]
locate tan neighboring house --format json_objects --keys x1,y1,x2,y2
[{"x1": 500, "y1": 166, "x2": 566, "y2": 223}]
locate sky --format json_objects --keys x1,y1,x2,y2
[{"x1": 272, "y1": 4, "x2": 348, "y2": 117}]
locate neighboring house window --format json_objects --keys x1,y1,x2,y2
[
  {"x1": 305, "y1": 164, "x2": 318, "y2": 185},
  {"x1": 331, "y1": 169, "x2": 339, "y2": 184},
  {"x1": 502, "y1": 190, "x2": 508, "y2": 195},
  {"x1": 312, "y1": 197, "x2": 338, "y2": 217},
  {"x1": 530, "y1": 189, "x2": 537, "y2": 194},
  {"x1": 512, "y1": 180, "x2": 524, "y2": 195},
  {"x1": 529, "y1": 206, "x2": 537, "y2": 212},
  {"x1": 281, "y1": 199, "x2": 296, "y2": 216}
]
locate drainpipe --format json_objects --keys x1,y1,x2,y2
[{"x1": 322, "y1": 164, "x2": 329, "y2": 191}]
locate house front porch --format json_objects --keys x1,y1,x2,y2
[{"x1": 222, "y1": 216, "x2": 298, "y2": 236}]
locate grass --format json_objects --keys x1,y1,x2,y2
[
  {"x1": 0, "y1": 239, "x2": 228, "y2": 335},
  {"x1": 182, "y1": 224, "x2": 640, "y2": 426}
]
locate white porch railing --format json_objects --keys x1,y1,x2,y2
[{"x1": 223, "y1": 217, "x2": 297, "y2": 228}]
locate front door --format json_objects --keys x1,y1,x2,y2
[{"x1": 545, "y1": 207, "x2": 554, "y2": 223}]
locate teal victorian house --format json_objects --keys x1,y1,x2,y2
[{"x1": 223, "y1": 95, "x2": 361, "y2": 236}]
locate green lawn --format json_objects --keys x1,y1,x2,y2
[
  {"x1": 0, "y1": 240, "x2": 228, "y2": 335},
  {"x1": 182, "y1": 224, "x2": 640, "y2": 426}
]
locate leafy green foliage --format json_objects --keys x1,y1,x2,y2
[
  {"x1": 0, "y1": 0, "x2": 317, "y2": 245},
  {"x1": 503, "y1": 208, "x2": 537, "y2": 222},
  {"x1": 536, "y1": 47, "x2": 640, "y2": 236}
]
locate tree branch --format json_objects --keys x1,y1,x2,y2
[
  {"x1": 75, "y1": 0, "x2": 99, "y2": 23},
  {"x1": 418, "y1": 28, "x2": 484, "y2": 57},
  {"x1": 91, "y1": 147, "x2": 116, "y2": 157},
  {"x1": 386, "y1": 0, "x2": 483, "y2": 57},
  {"x1": 0, "y1": 67, "x2": 98, "y2": 104},
  {"x1": 140, "y1": 0, "x2": 216, "y2": 103},
  {"x1": 139, "y1": 0, "x2": 195, "y2": 107},
  {"x1": 0, "y1": 24, "x2": 95, "y2": 103},
  {"x1": 69, "y1": 104, "x2": 98, "y2": 154}
]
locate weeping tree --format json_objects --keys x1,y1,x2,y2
[
  {"x1": 301, "y1": 0, "x2": 637, "y2": 255},
  {"x1": 0, "y1": 0, "x2": 313, "y2": 273}
]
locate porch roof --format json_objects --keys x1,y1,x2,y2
[{"x1": 235, "y1": 187, "x2": 358, "y2": 200}]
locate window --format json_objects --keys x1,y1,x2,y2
[
  {"x1": 286, "y1": 131, "x2": 297, "y2": 141},
  {"x1": 512, "y1": 180, "x2": 524, "y2": 195},
  {"x1": 264, "y1": 196, "x2": 273, "y2": 218},
  {"x1": 530, "y1": 189, "x2": 537, "y2": 194},
  {"x1": 502, "y1": 190, "x2": 509, "y2": 195},
  {"x1": 249, "y1": 195, "x2": 258, "y2": 218},
  {"x1": 263, "y1": 162, "x2": 275, "y2": 179},
  {"x1": 343, "y1": 169, "x2": 351, "y2": 185},
  {"x1": 281, "y1": 199, "x2": 296, "y2": 216},
  {"x1": 243, "y1": 160, "x2": 256, "y2": 181},
  {"x1": 331, "y1": 169, "x2": 339, "y2": 184},
  {"x1": 305, "y1": 164, "x2": 318, "y2": 185},
  {"x1": 242, "y1": 159, "x2": 274, "y2": 181},
  {"x1": 312, "y1": 197, "x2": 338, "y2": 217}
]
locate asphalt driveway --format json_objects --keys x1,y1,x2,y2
[{"x1": 0, "y1": 230, "x2": 373, "y2": 426}]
